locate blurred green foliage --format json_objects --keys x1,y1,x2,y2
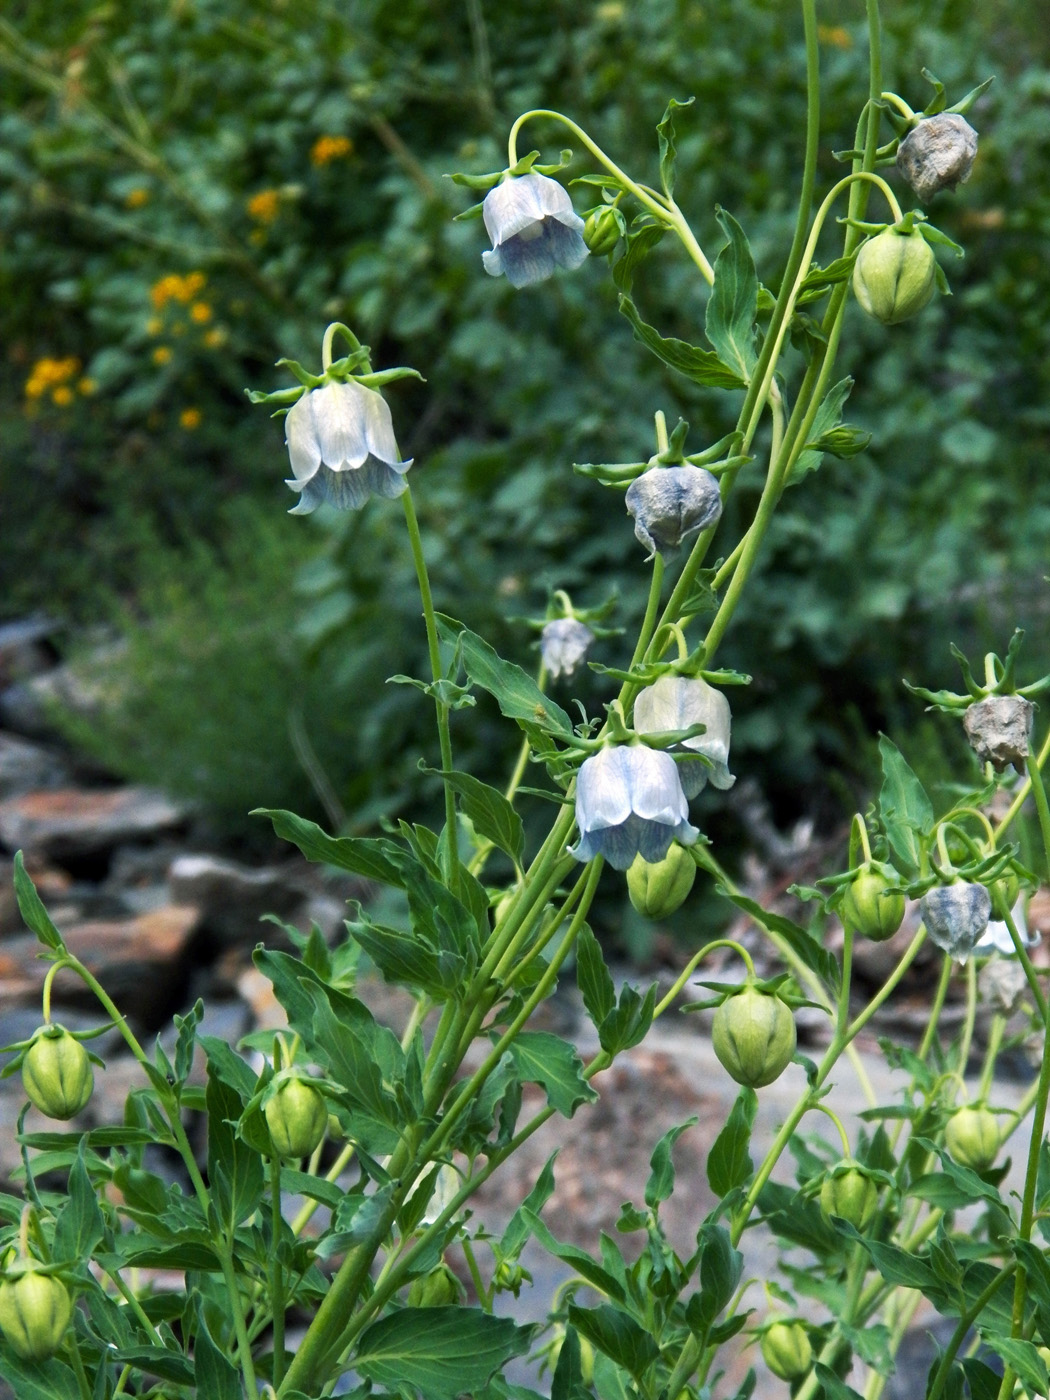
[{"x1": 2, "y1": 0, "x2": 1049, "y2": 842}]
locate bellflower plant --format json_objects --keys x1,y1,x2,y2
[
  {"x1": 11, "y1": 19, "x2": 1050, "y2": 1400},
  {"x1": 481, "y1": 172, "x2": 588, "y2": 287}
]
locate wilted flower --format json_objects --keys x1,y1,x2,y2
[
  {"x1": 541, "y1": 618, "x2": 594, "y2": 679},
  {"x1": 569, "y1": 744, "x2": 698, "y2": 870},
  {"x1": 624, "y1": 466, "x2": 722, "y2": 560},
  {"x1": 896, "y1": 114, "x2": 978, "y2": 203},
  {"x1": 919, "y1": 881, "x2": 991, "y2": 962},
  {"x1": 284, "y1": 381, "x2": 412, "y2": 515},
  {"x1": 482, "y1": 173, "x2": 588, "y2": 288},
  {"x1": 963, "y1": 695, "x2": 1034, "y2": 774},
  {"x1": 633, "y1": 675, "x2": 735, "y2": 798}
]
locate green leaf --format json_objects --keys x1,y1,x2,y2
[
  {"x1": 576, "y1": 925, "x2": 615, "y2": 1029},
  {"x1": 204, "y1": 1047, "x2": 264, "y2": 1228},
  {"x1": 354, "y1": 1307, "x2": 533, "y2": 1399},
  {"x1": 193, "y1": 1303, "x2": 243, "y2": 1400},
  {"x1": 53, "y1": 1142, "x2": 105, "y2": 1262},
  {"x1": 501, "y1": 1154, "x2": 558, "y2": 1256},
  {"x1": 303, "y1": 981, "x2": 405, "y2": 1151},
  {"x1": 980, "y1": 1337, "x2": 1048, "y2": 1396},
  {"x1": 505, "y1": 1032, "x2": 598, "y2": 1118},
  {"x1": 598, "y1": 983, "x2": 657, "y2": 1056},
  {"x1": 705, "y1": 209, "x2": 758, "y2": 383},
  {"x1": 814, "y1": 1363, "x2": 866, "y2": 1400},
  {"x1": 521, "y1": 1211, "x2": 627, "y2": 1302},
  {"x1": 612, "y1": 223, "x2": 666, "y2": 295},
  {"x1": 645, "y1": 1118, "x2": 697, "y2": 1208},
  {"x1": 656, "y1": 96, "x2": 695, "y2": 197},
  {"x1": 707, "y1": 1087, "x2": 757, "y2": 1196},
  {"x1": 435, "y1": 616, "x2": 575, "y2": 743},
  {"x1": 960, "y1": 1358, "x2": 1004, "y2": 1400},
  {"x1": 567, "y1": 1304, "x2": 659, "y2": 1383},
  {"x1": 878, "y1": 735, "x2": 934, "y2": 877},
  {"x1": 348, "y1": 907, "x2": 468, "y2": 1001},
  {"x1": 254, "y1": 808, "x2": 407, "y2": 887},
  {"x1": 434, "y1": 769, "x2": 524, "y2": 864},
  {"x1": 854, "y1": 1237, "x2": 939, "y2": 1292},
  {"x1": 694, "y1": 1223, "x2": 743, "y2": 1327},
  {"x1": 718, "y1": 890, "x2": 840, "y2": 991},
  {"x1": 109, "y1": 1346, "x2": 195, "y2": 1386},
  {"x1": 618, "y1": 294, "x2": 746, "y2": 390},
  {"x1": 789, "y1": 378, "x2": 862, "y2": 484},
  {"x1": 173, "y1": 999, "x2": 204, "y2": 1086},
  {"x1": 12, "y1": 851, "x2": 64, "y2": 951},
  {"x1": 552, "y1": 1326, "x2": 590, "y2": 1400},
  {"x1": 0, "y1": 1354, "x2": 78, "y2": 1398}
]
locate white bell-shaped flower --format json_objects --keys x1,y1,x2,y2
[
  {"x1": 633, "y1": 675, "x2": 735, "y2": 799},
  {"x1": 624, "y1": 466, "x2": 722, "y2": 560},
  {"x1": 284, "y1": 380, "x2": 412, "y2": 515},
  {"x1": 541, "y1": 618, "x2": 594, "y2": 680},
  {"x1": 569, "y1": 744, "x2": 698, "y2": 871},
  {"x1": 482, "y1": 173, "x2": 588, "y2": 289}
]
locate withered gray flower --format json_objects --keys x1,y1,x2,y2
[
  {"x1": 920, "y1": 881, "x2": 991, "y2": 962},
  {"x1": 625, "y1": 466, "x2": 722, "y2": 560},
  {"x1": 963, "y1": 695, "x2": 1034, "y2": 774},
  {"x1": 540, "y1": 618, "x2": 594, "y2": 680},
  {"x1": 482, "y1": 173, "x2": 588, "y2": 288},
  {"x1": 569, "y1": 744, "x2": 698, "y2": 871},
  {"x1": 896, "y1": 114, "x2": 978, "y2": 203},
  {"x1": 284, "y1": 381, "x2": 412, "y2": 514},
  {"x1": 633, "y1": 675, "x2": 736, "y2": 798}
]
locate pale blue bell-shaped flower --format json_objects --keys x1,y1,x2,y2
[
  {"x1": 541, "y1": 618, "x2": 594, "y2": 680},
  {"x1": 482, "y1": 173, "x2": 588, "y2": 288},
  {"x1": 633, "y1": 675, "x2": 736, "y2": 799},
  {"x1": 625, "y1": 466, "x2": 722, "y2": 560},
  {"x1": 919, "y1": 881, "x2": 992, "y2": 963},
  {"x1": 974, "y1": 898, "x2": 1040, "y2": 957},
  {"x1": 569, "y1": 744, "x2": 699, "y2": 871},
  {"x1": 284, "y1": 380, "x2": 413, "y2": 515}
]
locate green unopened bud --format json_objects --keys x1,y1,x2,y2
[
  {"x1": 945, "y1": 1106, "x2": 999, "y2": 1171},
  {"x1": 840, "y1": 863, "x2": 905, "y2": 942},
  {"x1": 761, "y1": 1321, "x2": 812, "y2": 1381},
  {"x1": 627, "y1": 845, "x2": 696, "y2": 919},
  {"x1": 583, "y1": 207, "x2": 621, "y2": 256},
  {"x1": 407, "y1": 1262, "x2": 461, "y2": 1307},
  {"x1": 820, "y1": 1164, "x2": 880, "y2": 1231},
  {"x1": 711, "y1": 986, "x2": 796, "y2": 1089},
  {"x1": 264, "y1": 1076, "x2": 327, "y2": 1159},
  {"x1": 22, "y1": 1026, "x2": 93, "y2": 1121},
  {"x1": 0, "y1": 1270, "x2": 73, "y2": 1361},
  {"x1": 853, "y1": 228, "x2": 936, "y2": 325},
  {"x1": 493, "y1": 1258, "x2": 528, "y2": 1297}
]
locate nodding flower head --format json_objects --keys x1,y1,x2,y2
[
  {"x1": 633, "y1": 675, "x2": 735, "y2": 798},
  {"x1": 625, "y1": 466, "x2": 722, "y2": 560},
  {"x1": 920, "y1": 880, "x2": 991, "y2": 962},
  {"x1": 541, "y1": 618, "x2": 594, "y2": 680},
  {"x1": 569, "y1": 744, "x2": 698, "y2": 871},
  {"x1": 284, "y1": 380, "x2": 412, "y2": 514},
  {"x1": 482, "y1": 173, "x2": 588, "y2": 288}
]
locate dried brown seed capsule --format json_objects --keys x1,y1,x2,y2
[
  {"x1": 897, "y1": 113, "x2": 978, "y2": 203},
  {"x1": 963, "y1": 695, "x2": 1034, "y2": 773}
]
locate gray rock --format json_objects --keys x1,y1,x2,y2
[
  {"x1": 0, "y1": 786, "x2": 187, "y2": 858},
  {"x1": 0, "y1": 732, "x2": 71, "y2": 799},
  {"x1": 168, "y1": 853, "x2": 308, "y2": 946}
]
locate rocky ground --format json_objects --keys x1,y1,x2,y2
[{"x1": 0, "y1": 616, "x2": 1045, "y2": 1399}]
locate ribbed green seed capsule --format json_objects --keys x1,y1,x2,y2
[
  {"x1": 264, "y1": 1078, "x2": 328, "y2": 1159},
  {"x1": 22, "y1": 1027, "x2": 94, "y2": 1121},
  {"x1": 820, "y1": 1165, "x2": 879, "y2": 1231},
  {"x1": 945, "y1": 1106, "x2": 999, "y2": 1171},
  {"x1": 711, "y1": 986, "x2": 796, "y2": 1089},
  {"x1": 761, "y1": 1321, "x2": 813, "y2": 1380},
  {"x1": 626, "y1": 845, "x2": 696, "y2": 919},
  {"x1": 841, "y1": 865, "x2": 905, "y2": 942},
  {"x1": 853, "y1": 229, "x2": 936, "y2": 325},
  {"x1": 0, "y1": 1271, "x2": 73, "y2": 1361}
]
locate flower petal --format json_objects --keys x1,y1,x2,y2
[
  {"x1": 285, "y1": 393, "x2": 322, "y2": 482},
  {"x1": 313, "y1": 381, "x2": 371, "y2": 469},
  {"x1": 621, "y1": 747, "x2": 689, "y2": 826},
  {"x1": 575, "y1": 747, "x2": 633, "y2": 833}
]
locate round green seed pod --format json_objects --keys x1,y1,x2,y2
[
  {"x1": 264, "y1": 1077, "x2": 327, "y2": 1159},
  {"x1": 22, "y1": 1026, "x2": 94, "y2": 1121},
  {"x1": 626, "y1": 845, "x2": 697, "y2": 919},
  {"x1": 711, "y1": 986, "x2": 796, "y2": 1089},
  {"x1": 820, "y1": 1165, "x2": 879, "y2": 1231},
  {"x1": 761, "y1": 1321, "x2": 813, "y2": 1381},
  {"x1": 852, "y1": 229, "x2": 937, "y2": 325},
  {"x1": 0, "y1": 1271, "x2": 73, "y2": 1361},
  {"x1": 840, "y1": 864, "x2": 906, "y2": 943},
  {"x1": 945, "y1": 1106, "x2": 1000, "y2": 1172},
  {"x1": 407, "y1": 1262, "x2": 461, "y2": 1307},
  {"x1": 583, "y1": 207, "x2": 621, "y2": 256}
]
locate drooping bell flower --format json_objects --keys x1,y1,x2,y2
[
  {"x1": 540, "y1": 618, "x2": 594, "y2": 680},
  {"x1": 284, "y1": 380, "x2": 412, "y2": 514},
  {"x1": 569, "y1": 744, "x2": 698, "y2": 871},
  {"x1": 481, "y1": 173, "x2": 588, "y2": 288},
  {"x1": 633, "y1": 675, "x2": 735, "y2": 798},
  {"x1": 624, "y1": 466, "x2": 722, "y2": 560}
]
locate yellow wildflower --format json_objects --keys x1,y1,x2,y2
[
  {"x1": 310, "y1": 134, "x2": 353, "y2": 167},
  {"x1": 817, "y1": 24, "x2": 852, "y2": 47},
  {"x1": 179, "y1": 407, "x2": 202, "y2": 429},
  {"x1": 24, "y1": 356, "x2": 80, "y2": 399},
  {"x1": 185, "y1": 271, "x2": 206, "y2": 295},
  {"x1": 77, "y1": 378, "x2": 97, "y2": 395},
  {"x1": 152, "y1": 346, "x2": 172, "y2": 366},
  {"x1": 190, "y1": 301, "x2": 212, "y2": 323},
  {"x1": 52, "y1": 386, "x2": 74, "y2": 406},
  {"x1": 247, "y1": 189, "x2": 280, "y2": 223},
  {"x1": 125, "y1": 187, "x2": 150, "y2": 208},
  {"x1": 24, "y1": 377, "x2": 46, "y2": 399}
]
